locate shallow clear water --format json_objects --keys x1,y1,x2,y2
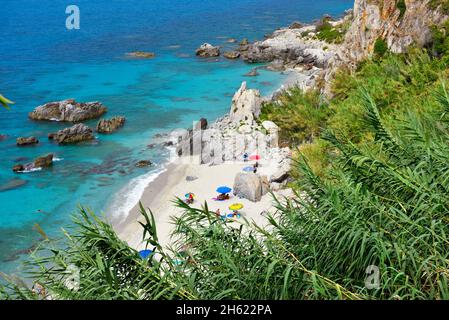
[{"x1": 0, "y1": 0, "x2": 353, "y2": 274}]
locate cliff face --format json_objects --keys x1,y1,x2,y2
[{"x1": 340, "y1": 0, "x2": 447, "y2": 66}]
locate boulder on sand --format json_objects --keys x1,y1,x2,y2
[
  {"x1": 96, "y1": 116, "x2": 126, "y2": 133},
  {"x1": 50, "y1": 123, "x2": 94, "y2": 144},
  {"x1": 233, "y1": 172, "x2": 269, "y2": 202},
  {"x1": 16, "y1": 136, "x2": 39, "y2": 146},
  {"x1": 29, "y1": 99, "x2": 107, "y2": 122},
  {"x1": 195, "y1": 43, "x2": 220, "y2": 57}
]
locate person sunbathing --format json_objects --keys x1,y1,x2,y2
[{"x1": 217, "y1": 193, "x2": 230, "y2": 201}]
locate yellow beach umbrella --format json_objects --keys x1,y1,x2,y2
[{"x1": 229, "y1": 203, "x2": 244, "y2": 211}]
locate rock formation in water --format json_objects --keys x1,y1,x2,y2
[
  {"x1": 49, "y1": 123, "x2": 94, "y2": 144},
  {"x1": 13, "y1": 154, "x2": 53, "y2": 173},
  {"x1": 29, "y1": 99, "x2": 107, "y2": 122},
  {"x1": 96, "y1": 116, "x2": 126, "y2": 134},
  {"x1": 195, "y1": 43, "x2": 221, "y2": 57},
  {"x1": 16, "y1": 136, "x2": 39, "y2": 146}
]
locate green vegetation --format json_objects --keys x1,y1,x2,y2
[
  {"x1": 429, "y1": 0, "x2": 449, "y2": 14},
  {"x1": 373, "y1": 38, "x2": 388, "y2": 58},
  {"x1": 260, "y1": 88, "x2": 330, "y2": 145},
  {"x1": 431, "y1": 20, "x2": 449, "y2": 57},
  {"x1": 396, "y1": 0, "x2": 407, "y2": 18},
  {"x1": 314, "y1": 16, "x2": 350, "y2": 44}
]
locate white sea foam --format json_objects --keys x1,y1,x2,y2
[
  {"x1": 53, "y1": 157, "x2": 64, "y2": 162},
  {"x1": 19, "y1": 167, "x2": 42, "y2": 173},
  {"x1": 106, "y1": 165, "x2": 168, "y2": 224}
]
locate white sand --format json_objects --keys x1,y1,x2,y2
[{"x1": 113, "y1": 156, "x2": 292, "y2": 251}]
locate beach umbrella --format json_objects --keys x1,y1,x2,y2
[
  {"x1": 185, "y1": 192, "x2": 195, "y2": 199},
  {"x1": 250, "y1": 155, "x2": 261, "y2": 161},
  {"x1": 229, "y1": 203, "x2": 244, "y2": 211},
  {"x1": 243, "y1": 166, "x2": 254, "y2": 172},
  {"x1": 139, "y1": 249, "x2": 153, "y2": 259},
  {"x1": 216, "y1": 186, "x2": 232, "y2": 194}
]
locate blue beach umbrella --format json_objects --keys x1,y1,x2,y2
[
  {"x1": 139, "y1": 249, "x2": 153, "y2": 259},
  {"x1": 243, "y1": 166, "x2": 254, "y2": 172},
  {"x1": 216, "y1": 186, "x2": 232, "y2": 194}
]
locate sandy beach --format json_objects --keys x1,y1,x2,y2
[{"x1": 113, "y1": 156, "x2": 293, "y2": 252}]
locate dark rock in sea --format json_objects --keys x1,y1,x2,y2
[
  {"x1": 29, "y1": 99, "x2": 107, "y2": 122},
  {"x1": 96, "y1": 116, "x2": 126, "y2": 134},
  {"x1": 289, "y1": 21, "x2": 303, "y2": 29},
  {"x1": 126, "y1": 51, "x2": 155, "y2": 59},
  {"x1": 0, "y1": 179, "x2": 28, "y2": 192},
  {"x1": 12, "y1": 154, "x2": 53, "y2": 173},
  {"x1": 16, "y1": 136, "x2": 39, "y2": 146},
  {"x1": 34, "y1": 154, "x2": 53, "y2": 168},
  {"x1": 223, "y1": 51, "x2": 241, "y2": 60},
  {"x1": 135, "y1": 160, "x2": 152, "y2": 168},
  {"x1": 50, "y1": 123, "x2": 94, "y2": 144},
  {"x1": 245, "y1": 68, "x2": 260, "y2": 77},
  {"x1": 12, "y1": 164, "x2": 25, "y2": 172},
  {"x1": 195, "y1": 43, "x2": 220, "y2": 57},
  {"x1": 147, "y1": 143, "x2": 156, "y2": 149}
]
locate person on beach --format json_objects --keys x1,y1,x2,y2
[
  {"x1": 215, "y1": 209, "x2": 221, "y2": 217},
  {"x1": 243, "y1": 153, "x2": 249, "y2": 162}
]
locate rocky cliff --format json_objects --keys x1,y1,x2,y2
[{"x1": 337, "y1": 0, "x2": 447, "y2": 67}]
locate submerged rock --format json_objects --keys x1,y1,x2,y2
[
  {"x1": 0, "y1": 179, "x2": 28, "y2": 192},
  {"x1": 50, "y1": 123, "x2": 94, "y2": 144},
  {"x1": 96, "y1": 116, "x2": 126, "y2": 133},
  {"x1": 16, "y1": 136, "x2": 39, "y2": 146},
  {"x1": 135, "y1": 160, "x2": 152, "y2": 168},
  {"x1": 244, "y1": 68, "x2": 260, "y2": 77},
  {"x1": 29, "y1": 99, "x2": 107, "y2": 122},
  {"x1": 126, "y1": 51, "x2": 155, "y2": 59},
  {"x1": 195, "y1": 43, "x2": 220, "y2": 57}
]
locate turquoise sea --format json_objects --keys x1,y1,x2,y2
[{"x1": 0, "y1": 0, "x2": 353, "y2": 274}]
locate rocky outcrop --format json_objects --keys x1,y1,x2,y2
[
  {"x1": 29, "y1": 99, "x2": 107, "y2": 122},
  {"x1": 49, "y1": 123, "x2": 94, "y2": 144},
  {"x1": 126, "y1": 51, "x2": 155, "y2": 58},
  {"x1": 242, "y1": 26, "x2": 335, "y2": 69},
  {"x1": 13, "y1": 154, "x2": 53, "y2": 173},
  {"x1": 195, "y1": 43, "x2": 220, "y2": 57},
  {"x1": 96, "y1": 116, "x2": 126, "y2": 133},
  {"x1": 224, "y1": 51, "x2": 241, "y2": 59},
  {"x1": 340, "y1": 0, "x2": 447, "y2": 66},
  {"x1": 16, "y1": 136, "x2": 39, "y2": 146},
  {"x1": 229, "y1": 82, "x2": 263, "y2": 123},
  {"x1": 34, "y1": 154, "x2": 54, "y2": 168},
  {"x1": 233, "y1": 172, "x2": 269, "y2": 202}
]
